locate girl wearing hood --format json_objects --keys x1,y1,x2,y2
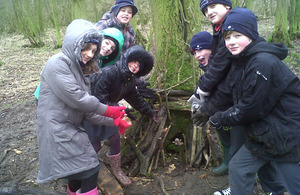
[
  {"x1": 83, "y1": 45, "x2": 158, "y2": 186},
  {"x1": 203, "y1": 8, "x2": 300, "y2": 195},
  {"x1": 36, "y1": 19, "x2": 130, "y2": 195}
]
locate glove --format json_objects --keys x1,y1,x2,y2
[
  {"x1": 125, "y1": 108, "x2": 137, "y2": 120},
  {"x1": 209, "y1": 112, "x2": 222, "y2": 129},
  {"x1": 114, "y1": 116, "x2": 132, "y2": 135},
  {"x1": 191, "y1": 109, "x2": 209, "y2": 127},
  {"x1": 104, "y1": 105, "x2": 126, "y2": 119},
  {"x1": 136, "y1": 81, "x2": 157, "y2": 99},
  {"x1": 196, "y1": 87, "x2": 210, "y2": 103},
  {"x1": 187, "y1": 94, "x2": 204, "y2": 113}
]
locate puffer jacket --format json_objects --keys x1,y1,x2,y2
[
  {"x1": 36, "y1": 19, "x2": 115, "y2": 183},
  {"x1": 215, "y1": 37, "x2": 300, "y2": 162},
  {"x1": 90, "y1": 45, "x2": 154, "y2": 117},
  {"x1": 95, "y1": 11, "x2": 135, "y2": 53}
]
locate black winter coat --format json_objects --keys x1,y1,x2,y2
[
  {"x1": 215, "y1": 37, "x2": 300, "y2": 162},
  {"x1": 198, "y1": 13, "x2": 232, "y2": 92}
]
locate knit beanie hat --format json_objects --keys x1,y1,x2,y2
[
  {"x1": 111, "y1": 0, "x2": 138, "y2": 16},
  {"x1": 223, "y1": 7, "x2": 259, "y2": 41},
  {"x1": 200, "y1": 0, "x2": 232, "y2": 15},
  {"x1": 190, "y1": 31, "x2": 212, "y2": 54}
]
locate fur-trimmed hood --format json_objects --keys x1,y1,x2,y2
[{"x1": 116, "y1": 45, "x2": 154, "y2": 79}]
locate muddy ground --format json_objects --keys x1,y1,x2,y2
[{"x1": 0, "y1": 18, "x2": 299, "y2": 195}]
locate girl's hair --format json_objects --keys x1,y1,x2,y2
[{"x1": 81, "y1": 42, "x2": 100, "y2": 75}]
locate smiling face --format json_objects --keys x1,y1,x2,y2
[
  {"x1": 128, "y1": 61, "x2": 140, "y2": 74},
  {"x1": 224, "y1": 31, "x2": 252, "y2": 55},
  {"x1": 193, "y1": 49, "x2": 211, "y2": 65},
  {"x1": 117, "y1": 6, "x2": 133, "y2": 24},
  {"x1": 99, "y1": 39, "x2": 116, "y2": 56},
  {"x1": 81, "y1": 43, "x2": 98, "y2": 64},
  {"x1": 203, "y1": 4, "x2": 230, "y2": 25}
]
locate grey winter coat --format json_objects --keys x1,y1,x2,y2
[{"x1": 36, "y1": 19, "x2": 114, "y2": 183}]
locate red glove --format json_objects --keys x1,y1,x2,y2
[
  {"x1": 114, "y1": 116, "x2": 132, "y2": 135},
  {"x1": 104, "y1": 105, "x2": 126, "y2": 119}
]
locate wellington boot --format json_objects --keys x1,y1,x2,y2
[
  {"x1": 76, "y1": 187, "x2": 98, "y2": 195},
  {"x1": 107, "y1": 152, "x2": 132, "y2": 186},
  {"x1": 67, "y1": 185, "x2": 76, "y2": 195},
  {"x1": 212, "y1": 146, "x2": 229, "y2": 175}
]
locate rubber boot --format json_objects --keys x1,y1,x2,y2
[
  {"x1": 212, "y1": 146, "x2": 229, "y2": 175},
  {"x1": 107, "y1": 152, "x2": 132, "y2": 186},
  {"x1": 67, "y1": 185, "x2": 76, "y2": 195},
  {"x1": 76, "y1": 187, "x2": 98, "y2": 195}
]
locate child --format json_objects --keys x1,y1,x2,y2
[
  {"x1": 188, "y1": 31, "x2": 231, "y2": 175},
  {"x1": 208, "y1": 7, "x2": 300, "y2": 194},
  {"x1": 95, "y1": 0, "x2": 138, "y2": 54},
  {"x1": 34, "y1": 27, "x2": 123, "y2": 100},
  {"x1": 36, "y1": 19, "x2": 130, "y2": 195},
  {"x1": 83, "y1": 45, "x2": 158, "y2": 186}
]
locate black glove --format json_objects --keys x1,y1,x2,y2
[
  {"x1": 136, "y1": 81, "x2": 157, "y2": 99},
  {"x1": 209, "y1": 112, "x2": 222, "y2": 129},
  {"x1": 125, "y1": 108, "x2": 137, "y2": 120},
  {"x1": 191, "y1": 109, "x2": 209, "y2": 127}
]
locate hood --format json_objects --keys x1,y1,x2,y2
[
  {"x1": 101, "y1": 27, "x2": 124, "y2": 67},
  {"x1": 62, "y1": 19, "x2": 104, "y2": 67},
  {"x1": 245, "y1": 37, "x2": 288, "y2": 60},
  {"x1": 116, "y1": 45, "x2": 154, "y2": 80}
]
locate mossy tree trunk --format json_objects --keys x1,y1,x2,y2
[
  {"x1": 149, "y1": 0, "x2": 201, "y2": 92},
  {"x1": 288, "y1": 0, "x2": 300, "y2": 39},
  {"x1": 267, "y1": 0, "x2": 293, "y2": 47}
]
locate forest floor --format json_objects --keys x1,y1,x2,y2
[{"x1": 0, "y1": 18, "x2": 299, "y2": 195}]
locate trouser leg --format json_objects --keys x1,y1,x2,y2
[
  {"x1": 228, "y1": 125, "x2": 246, "y2": 161},
  {"x1": 229, "y1": 144, "x2": 268, "y2": 195},
  {"x1": 275, "y1": 161, "x2": 300, "y2": 195}
]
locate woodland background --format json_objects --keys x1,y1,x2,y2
[{"x1": 0, "y1": 0, "x2": 299, "y2": 194}]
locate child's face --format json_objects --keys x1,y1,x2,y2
[
  {"x1": 100, "y1": 39, "x2": 116, "y2": 56},
  {"x1": 225, "y1": 31, "x2": 252, "y2": 55},
  {"x1": 128, "y1": 61, "x2": 140, "y2": 74},
  {"x1": 81, "y1": 43, "x2": 98, "y2": 64},
  {"x1": 117, "y1": 6, "x2": 133, "y2": 24},
  {"x1": 193, "y1": 49, "x2": 211, "y2": 65},
  {"x1": 204, "y1": 4, "x2": 230, "y2": 25}
]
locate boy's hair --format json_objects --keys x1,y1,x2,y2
[
  {"x1": 200, "y1": 0, "x2": 232, "y2": 15},
  {"x1": 111, "y1": 0, "x2": 138, "y2": 16},
  {"x1": 190, "y1": 31, "x2": 212, "y2": 54},
  {"x1": 223, "y1": 7, "x2": 258, "y2": 41}
]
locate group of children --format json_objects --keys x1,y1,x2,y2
[
  {"x1": 35, "y1": 0, "x2": 300, "y2": 194},
  {"x1": 189, "y1": 0, "x2": 300, "y2": 195}
]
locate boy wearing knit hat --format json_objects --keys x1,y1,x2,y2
[
  {"x1": 190, "y1": 31, "x2": 212, "y2": 71},
  {"x1": 206, "y1": 7, "x2": 300, "y2": 195}
]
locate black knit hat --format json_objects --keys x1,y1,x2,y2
[
  {"x1": 190, "y1": 31, "x2": 212, "y2": 54},
  {"x1": 111, "y1": 0, "x2": 138, "y2": 16},
  {"x1": 200, "y1": 0, "x2": 232, "y2": 15},
  {"x1": 223, "y1": 7, "x2": 259, "y2": 41}
]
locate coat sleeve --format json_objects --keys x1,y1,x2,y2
[
  {"x1": 84, "y1": 112, "x2": 115, "y2": 127},
  {"x1": 218, "y1": 56, "x2": 286, "y2": 126},
  {"x1": 124, "y1": 85, "x2": 154, "y2": 117},
  {"x1": 42, "y1": 57, "x2": 107, "y2": 115}
]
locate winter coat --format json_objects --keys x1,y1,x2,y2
[
  {"x1": 215, "y1": 37, "x2": 300, "y2": 162},
  {"x1": 36, "y1": 19, "x2": 115, "y2": 183},
  {"x1": 95, "y1": 11, "x2": 135, "y2": 54},
  {"x1": 198, "y1": 12, "x2": 232, "y2": 92},
  {"x1": 83, "y1": 45, "x2": 154, "y2": 142}
]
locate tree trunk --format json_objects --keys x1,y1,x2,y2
[
  {"x1": 288, "y1": 0, "x2": 300, "y2": 39},
  {"x1": 268, "y1": 0, "x2": 293, "y2": 47}
]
